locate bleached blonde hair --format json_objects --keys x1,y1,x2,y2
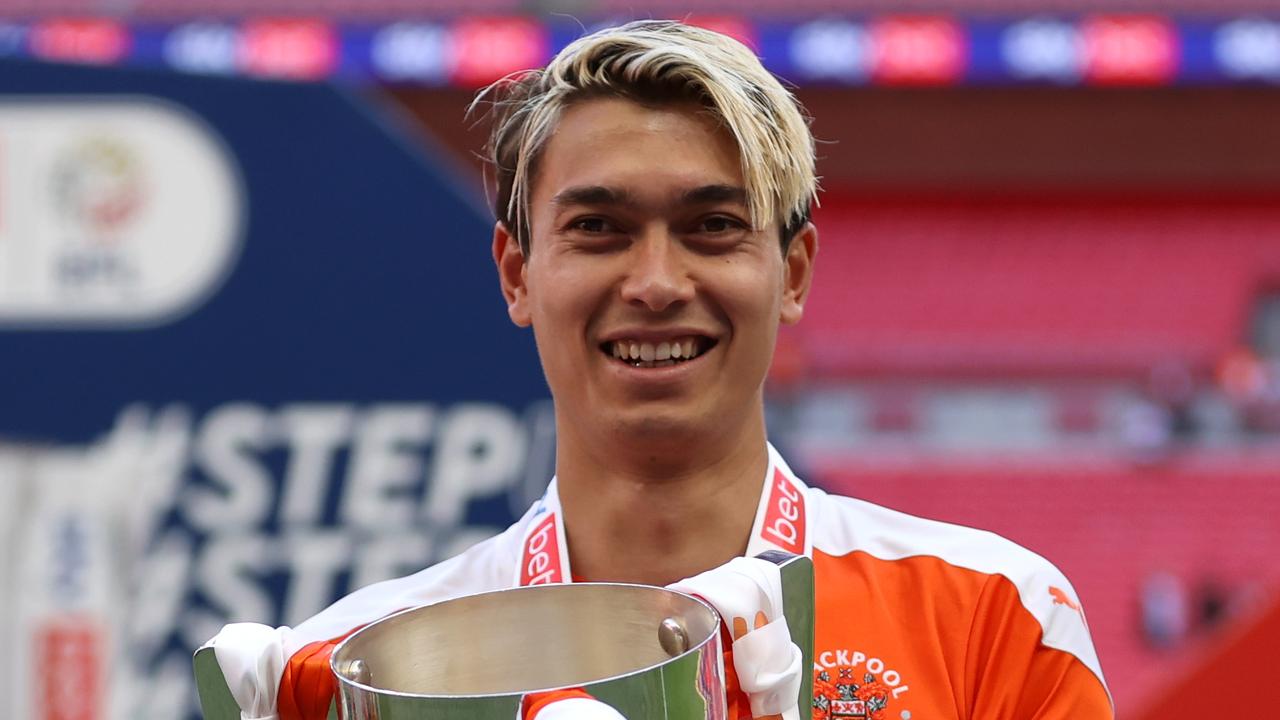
[{"x1": 474, "y1": 19, "x2": 818, "y2": 254}]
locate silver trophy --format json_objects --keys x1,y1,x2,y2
[{"x1": 195, "y1": 552, "x2": 813, "y2": 719}]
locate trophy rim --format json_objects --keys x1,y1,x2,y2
[{"x1": 329, "y1": 581, "x2": 723, "y2": 701}]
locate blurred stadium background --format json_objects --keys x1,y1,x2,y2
[{"x1": 1, "y1": 1, "x2": 1279, "y2": 718}]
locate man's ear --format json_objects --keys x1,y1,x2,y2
[
  {"x1": 780, "y1": 222, "x2": 818, "y2": 325},
  {"x1": 493, "y1": 222, "x2": 532, "y2": 327}
]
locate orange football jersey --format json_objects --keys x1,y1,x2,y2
[{"x1": 208, "y1": 444, "x2": 1111, "y2": 720}]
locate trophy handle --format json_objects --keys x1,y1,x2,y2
[
  {"x1": 753, "y1": 550, "x2": 816, "y2": 716},
  {"x1": 192, "y1": 645, "x2": 240, "y2": 720},
  {"x1": 193, "y1": 645, "x2": 339, "y2": 719}
]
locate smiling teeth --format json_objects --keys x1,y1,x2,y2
[{"x1": 610, "y1": 337, "x2": 704, "y2": 366}]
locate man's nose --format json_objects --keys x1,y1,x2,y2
[{"x1": 619, "y1": 230, "x2": 694, "y2": 312}]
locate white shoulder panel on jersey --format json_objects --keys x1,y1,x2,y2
[
  {"x1": 806, "y1": 487, "x2": 1110, "y2": 702},
  {"x1": 284, "y1": 509, "x2": 530, "y2": 655}
]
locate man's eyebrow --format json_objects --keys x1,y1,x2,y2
[
  {"x1": 681, "y1": 184, "x2": 748, "y2": 206},
  {"x1": 550, "y1": 185, "x2": 637, "y2": 208},
  {"x1": 551, "y1": 184, "x2": 749, "y2": 209}
]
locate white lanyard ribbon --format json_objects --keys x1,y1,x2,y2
[
  {"x1": 515, "y1": 443, "x2": 810, "y2": 587},
  {"x1": 515, "y1": 486, "x2": 573, "y2": 586}
]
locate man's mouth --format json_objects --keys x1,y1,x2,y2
[{"x1": 600, "y1": 336, "x2": 715, "y2": 368}]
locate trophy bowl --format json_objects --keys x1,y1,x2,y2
[{"x1": 329, "y1": 583, "x2": 727, "y2": 720}]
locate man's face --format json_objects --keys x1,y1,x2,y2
[{"x1": 495, "y1": 97, "x2": 815, "y2": 447}]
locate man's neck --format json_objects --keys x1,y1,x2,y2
[{"x1": 553, "y1": 416, "x2": 770, "y2": 586}]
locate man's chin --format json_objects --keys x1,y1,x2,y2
[{"x1": 603, "y1": 408, "x2": 710, "y2": 446}]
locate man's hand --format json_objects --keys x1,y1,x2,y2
[
  {"x1": 669, "y1": 557, "x2": 805, "y2": 720},
  {"x1": 732, "y1": 611, "x2": 783, "y2": 720}
]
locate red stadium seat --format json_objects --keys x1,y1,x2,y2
[{"x1": 798, "y1": 195, "x2": 1280, "y2": 379}]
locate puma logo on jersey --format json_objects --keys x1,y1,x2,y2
[{"x1": 1049, "y1": 586, "x2": 1080, "y2": 612}]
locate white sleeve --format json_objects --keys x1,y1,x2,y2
[
  {"x1": 209, "y1": 622, "x2": 291, "y2": 720},
  {"x1": 668, "y1": 556, "x2": 804, "y2": 720}
]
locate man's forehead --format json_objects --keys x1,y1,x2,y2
[
  {"x1": 538, "y1": 99, "x2": 742, "y2": 172},
  {"x1": 557, "y1": 95, "x2": 716, "y2": 132}
]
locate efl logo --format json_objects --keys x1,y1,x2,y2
[
  {"x1": 761, "y1": 469, "x2": 806, "y2": 554},
  {"x1": 520, "y1": 514, "x2": 563, "y2": 585}
]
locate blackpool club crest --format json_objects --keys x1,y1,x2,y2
[{"x1": 813, "y1": 666, "x2": 892, "y2": 720}]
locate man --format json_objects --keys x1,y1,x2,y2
[{"x1": 206, "y1": 20, "x2": 1112, "y2": 719}]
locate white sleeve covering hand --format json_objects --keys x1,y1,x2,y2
[
  {"x1": 524, "y1": 698, "x2": 629, "y2": 720},
  {"x1": 668, "y1": 557, "x2": 804, "y2": 719},
  {"x1": 732, "y1": 618, "x2": 803, "y2": 720},
  {"x1": 211, "y1": 622, "x2": 288, "y2": 720}
]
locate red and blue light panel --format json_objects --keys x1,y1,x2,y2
[{"x1": 7, "y1": 15, "x2": 1280, "y2": 88}]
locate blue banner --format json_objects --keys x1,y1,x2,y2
[{"x1": 0, "y1": 59, "x2": 553, "y2": 720}]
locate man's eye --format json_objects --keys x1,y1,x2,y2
[
  {"x1": 699, "y1": 216, "x2": 742, "y2": 233},
  {"x1": 571, "y1": 217, "x2": 612, "y2": 233}
]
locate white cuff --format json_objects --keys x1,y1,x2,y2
[{"x1": 211, "y1": 622, "x2": 288, "y2": 720}]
